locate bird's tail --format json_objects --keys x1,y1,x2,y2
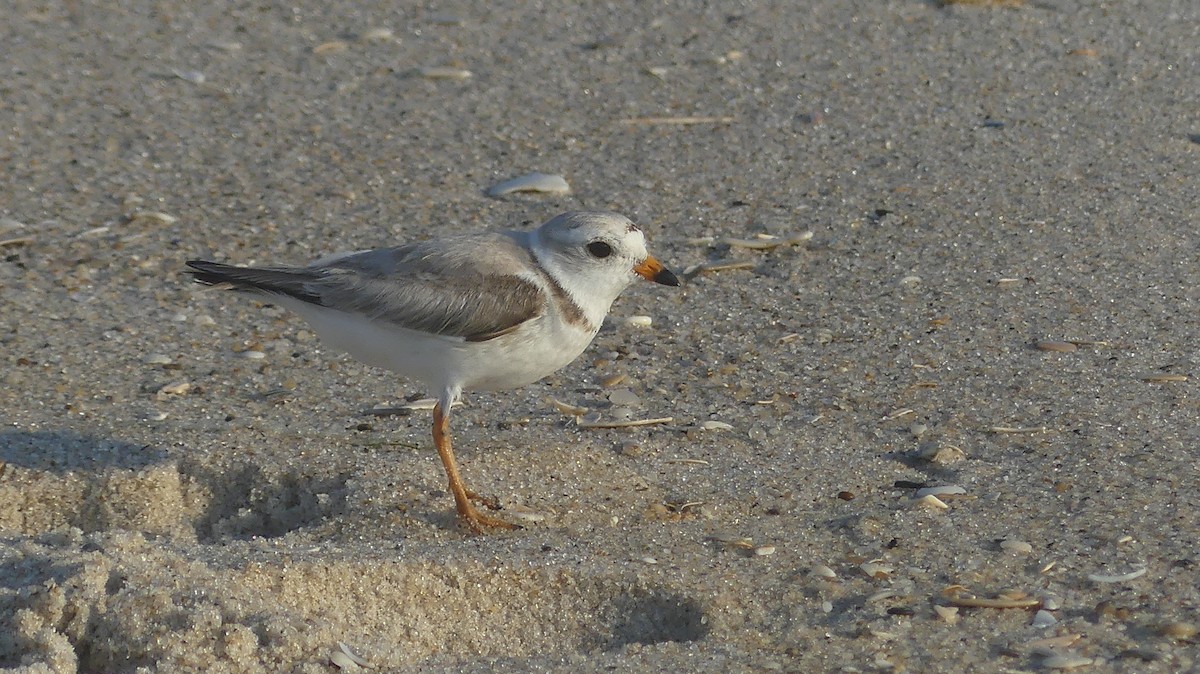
[{"x1": 185, "y1": 260, "x2": 323, "y2": 304}]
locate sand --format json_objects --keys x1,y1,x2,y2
[{"x1": 2, "y1": 0, "x2": 1199, "y2": 671}]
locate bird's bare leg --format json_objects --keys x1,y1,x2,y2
[{"x1": 432, "y1": 402, "x2": 515, "y2": 532}]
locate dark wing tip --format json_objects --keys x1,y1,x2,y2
[{"x1": 185, "y1": 260, "x2": 235, "y2": 286}]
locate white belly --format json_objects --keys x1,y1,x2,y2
[{"x1": 280, "y1": 298, "x2": 598, "y2": 394}]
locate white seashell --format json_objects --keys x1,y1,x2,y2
[
  {"x1": 1000, "y1": 539, "x2": 1034, "y2": 554},
  {"x1": 1041, "y1": 653, "x2": 1094, "y2": 669},
  {"x1": 811, "y1": 564, "x2": 837, "y2": 579},
  {"x1": 914, "y1": 485, "x2": 966, "y2": 498},
  {"x1": 623, "y1": 315, "x2": 653, "y2": 328},
  {"x1": 1087, "y1": 566, "x2": 1147, "y2": 583},
  {"x1": 486, "y1": 172, "x2": 570, "y2": 197},
  {"x1": 913, "y1": 494, "x2": 949, "y2": 510},
  {"x1": 417, "y1": 66, "x2": 473, "y2": 80}
]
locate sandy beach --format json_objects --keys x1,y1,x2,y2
[{"x1": 2, "y1": 0, "x2": 1198, "y2": 671}]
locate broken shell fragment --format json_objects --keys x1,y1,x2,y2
[{"x1": 486, "y1": 172, "x2": 570, "y2": 197}]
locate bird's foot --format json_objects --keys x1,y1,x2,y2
[{"x1": 458, "y1": 504, "x2": 519, "y2": 533}]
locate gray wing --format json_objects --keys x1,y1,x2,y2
[{"x1": 187, "y1": 232, "x2": 544, "y2": 342}]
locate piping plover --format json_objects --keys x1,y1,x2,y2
[{"x1": 186, "y1": 211, "x2": 679, "y2": 531}]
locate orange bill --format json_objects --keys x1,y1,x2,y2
[{"x1": 633, "y1": 255, "x2": 680, "y2": 286}]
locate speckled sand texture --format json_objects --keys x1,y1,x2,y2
[{"x1": 3, "y1": 1, "x2": 1199, "y2": 672}]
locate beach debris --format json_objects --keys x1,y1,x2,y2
[
  {"x1": 663, "y1": 458, "x2": 709, "y2": 465},
  {"x1": 156, "y1": 381, "x2": 191, "y2": 397},
  {"x1": 1087, "y1": 565, "x2": 1147, "y2": 584},
  {"x1": 917, "y1": 442, "x2": 966, "y2": 464},
  {"x1": 811, "y1": 564, "x2": 838, "y2": 580},
  {"x1": 682, "y1": 260, "x2": 757, "y2": 277},
  {"x1": 933, "y1": 605, "x2": 959, "y2": 624},
  {"x1": 1158, "y1": 621, "x2": 1199, "y2": 641},
  {"x1": 913, "y1": 494, "x2": 950, "y2": 510},
  {"x1": 988, "y1": 425, "x2": 1047, "y2": 434},
  {"x1": 914, "y1": 485, "x2": 966, "y2": 498},
  {"x1": 621, "y1": 115, "x2": 734, "y2": 126},
  {"x1": 1035, "y1": 340, "x2": 1077, "y2": 352},
  {"x1": 720, "y1": 231, "x2": 812, "y2": 250},
  {"x1": 0, "y1": 218, "x2": 30, "y2": 246},
  {"x1": 999, "y1": 539, "x2": 1034, "y2": 554},
  {"x1": 142, "y1": 353, "x2": 173, "y2": 366},
  {"x1": 486, "y1": 172, "x2": 570, "y2": 197},
  {"x1": 313, "y1": 40, "x2": 349, "y2": 55},
  {"x1": 698, "y1": 420, "x2": 733, "y2": 431},
  {"x1": 860, "y1": 561, "x2": 893, "y2": 579},
  {"x1": 883, "y1": 408, "x2": 915, "y2": 421},
  {"x1": 576, "y1": 415, "x2": 673, "y2": 429},
  {"x1": 939, "y1": 0, "x2": 1026, "y2": 6},
  {"x1": 549, "y1": 397, "x2": 589, "y2": 417},
  {"x1": 242, "y1": 350, "x2": 266, "y2": 360},
  {"x1": 205, "y1": 40, "x2": 243, "y2": 52},
  {"x1": 1142, "y1": 373, "x2": 1188, "y2": 383},
  {"x1": 417, "y1": 66, "x2": 473, "y2": 80},
  {"x1": 171, "y1": 68, "x2": 206, "y2": 84},
  {"x1": 331, "y1": 642, "x2": 372, "y2": 670},
  {"x1": 623, "y1": 315, "x2": 653, "y2": 328},
  {"x1": 946, "y1": 589, "x2": 1040, "y2": 609},
  {"x1": 127, "y1": 211, "x2": 176, "y2": 226},
  {"x1": 706, "y1": 534, "x2": 775, "y2": 557},
  {"x1": 1038, "y1": 652, "x2": 1093, "y2": 670},
  {"x1": 639, "y1": 556, "x2": 658, "y2": 565},
  {"x1": 1032, "y1": 609, "x2": 1058, "y2": 628},
  {"x1": 506, "y1": 503, "x2": 548, "y2": 523},
  {"x1": 599, "y1": 373, "x2": 627, "y2": 388},
  {"x1": 359, "y1": 27, "x2": 396, "y2": 42}
]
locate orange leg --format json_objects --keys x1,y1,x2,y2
[{"x1": 432, "y1": 402, "x2": 515, "y2": 532}]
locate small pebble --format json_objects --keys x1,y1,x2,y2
[
  {"x1": 623, "y1": 315, "x2": 653, "y2": 328},
  {"x1": 699, "y1": 420, "x2": 734, "y2": 431},
  {"x1": 242, "y1": 350, "x2": 266, "y2": 360},
  {"x1": 1032, "y1": 610, "x2": 1058, "y2": 628},
  {"x1": 143, "y1": 354, "x2": 173, "y2": 365},
  {"x1": 753, "y1": 545, "x2": 776, "y2": 556}
]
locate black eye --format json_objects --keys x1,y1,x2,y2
[{"x1": 587, "y1": 241, "x2": 612, "y2": 258}]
